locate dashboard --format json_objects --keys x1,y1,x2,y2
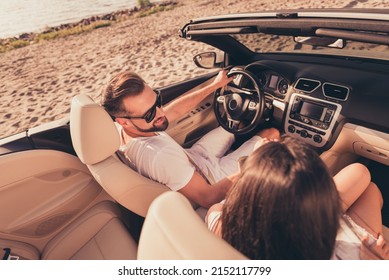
[
  {"x1": 231, "y1": 58, "x2": 389, "y2": 166},
  {"x1": 254, "y1": 71, "x2": 289, "y2": 99},
  {"x1": 243, "y1": 62, "x2": 347, "y2": 148}
]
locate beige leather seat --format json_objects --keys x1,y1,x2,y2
[
  {"x1": 138, "y1": 192, "x2": 389, "y2": 260},
  {"x1": 70, "y1": 94, "x2": 169, "y2": 217},
  {"x1": 137, "y1": 191, "x2": 247, "y2": 260},
  {"x1": 1, "y1": 201, "x2": 137, "y2": 260}
]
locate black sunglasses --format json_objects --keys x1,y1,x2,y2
[{"x1": 116, "y1": 92, "x2": 162, "y2": 123}]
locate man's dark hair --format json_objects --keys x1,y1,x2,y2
[{"x1": 101, "y1": 71, "x2": 145, "y2": 117}]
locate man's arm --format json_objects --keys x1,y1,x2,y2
[
  {"x1": 178, "y1": 170, "x2": 239, "y2": 209},
  {"x1": 164, "y1": 70, "x2": 233, "y2": 123}
]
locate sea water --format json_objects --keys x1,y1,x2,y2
[{"x1": 0, "y1": 0, "x2": 149, "y2": 39}]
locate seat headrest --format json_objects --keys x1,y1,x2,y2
[
  {"x1": 70, "y1": 94, "x2": 120, "y2": 165},
  {"x1": 138, "y1": 192, "x2": 247, "y2": 259}
]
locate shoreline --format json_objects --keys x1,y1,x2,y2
[{"x1": 0, "y1": 1, "x2": 178, "y2": 53}]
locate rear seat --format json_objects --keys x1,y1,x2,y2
[{"x1": 1, "y1": 201, "x2": 137, "y2": 260}]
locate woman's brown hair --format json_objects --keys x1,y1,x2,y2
[{"x1": 221, "y1": 136, "x2": 341, "y2": 259}]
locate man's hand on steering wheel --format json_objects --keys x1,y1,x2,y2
[
  {"x1": 212, "y1": 69, "x2": 234, "y2": 89},
  {"x1": 213, "y1": 67, "x2": 265, "y2": 135}
]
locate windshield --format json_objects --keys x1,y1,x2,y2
[{"x1": 233, "y1": 33, "x2": 389, "y2": 60}]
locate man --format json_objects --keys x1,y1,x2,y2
[{"x1": 101, "y1": 70, "x2": 280, "y2": 208}]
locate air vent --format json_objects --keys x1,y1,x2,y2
[
  {"x1": 322, "y1": 83, "x2": 349, "y2": 101},
  {"x1": 294, "y1": 78, "x2": 321, "y2": 93}
]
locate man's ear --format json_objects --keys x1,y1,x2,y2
[{"x1": 115, "y1": 118, "x2": 127, "y2": 126}]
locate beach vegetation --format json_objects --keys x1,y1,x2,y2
[
  {"x1": 0, "y1": 39, "x2": 30, "y2": 53},
  {"x1": 138, "y1": 3, "x2": 175, "y2": 17},
  {"x1": 137, "y1": 0, "x2": 152, "y2": 9},
  {"x1": 0, "y1": 20, "x2": 112, "y2": 53},
  {"x1": 34, "y1": 21, "x2": 112, "y2": 43},
  {"x1": 0, "y1": 1, "x2": 177, "y2": 54},
  {"x1": 9, "y1": 40, "x2": 30, "y2": 49}
]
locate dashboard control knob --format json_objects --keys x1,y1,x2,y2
[
  {"x1": 288, "y1": 125, "x2": 296, "y2": 133},
  {"x1": 313, "y1": 134, "x2": 322, "y2": 143},
  {"x1": 300, "y1": 130, "x2": 308, "y2": 138}
]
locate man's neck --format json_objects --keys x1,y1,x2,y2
[{"x1": 121, "y1": 127, "x2": 156, "y2": 143}]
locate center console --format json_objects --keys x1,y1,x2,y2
[{"x1": 285, "y1": 93, "x2": 342, "y2": 147}]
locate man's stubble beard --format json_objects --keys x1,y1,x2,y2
[{"x1": 132, "y1": 117, "x2": 169, "y2": 133}]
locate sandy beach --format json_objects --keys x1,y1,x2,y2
[{"x1": 1, "y1": 0, "x2": 388, "y2": 138}]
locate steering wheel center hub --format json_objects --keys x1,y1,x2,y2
[{"x1": 228, "y1": 99, "x2": 238, "y2": 110}]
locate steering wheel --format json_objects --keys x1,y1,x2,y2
[{"x1": 214, "y1": 68, "x2": 265, "y2": 135}]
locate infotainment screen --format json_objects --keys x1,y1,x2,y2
[
  {"x1": 268, "y1": 75, "x2": 279, "y2": 89},
  {"x1": 298, "y1": 101, "x2": 325, "y2": 121}
]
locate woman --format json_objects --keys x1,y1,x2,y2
[{"x1": 206, "y1": 136, "x2": 388, "y2": 259}]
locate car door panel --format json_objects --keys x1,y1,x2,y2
[
  {"x1": 167, "y1": 94, "x2": 218, "y2": 147},
  {"x1": 0, "y1": 149, "x2": 108, "y2": 250},
  {"x1": 162, "y1": 74, "x2": 220, "y2": 147}
]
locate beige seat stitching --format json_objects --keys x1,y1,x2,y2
[
  {"x1": 93, "y1": 231, "x2": 106, "y2": 260},
  {"x1": 43, "y1": 207, "x2": 117, "y2": 259},
  {"x1": 69, "y1": 217, "x2": 114, "y2": 260}
]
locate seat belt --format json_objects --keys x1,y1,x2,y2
[
  {"x1": 2, "y1": 248, "x2": 19, "y2": 260},
  {"x1": 2, "y1": 248, "x2": 10, "y2": 260}
]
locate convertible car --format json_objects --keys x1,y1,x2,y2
[{"x1": 1, "y1": 9, "x2": 389, "y2": 260}]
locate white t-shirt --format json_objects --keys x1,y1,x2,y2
[
  {"x1": 118, "y1": 130, "x2": 195, "y2": 191},
  {"x1": 117, "y1": 125, "x2": 261, "y2": 191}
]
